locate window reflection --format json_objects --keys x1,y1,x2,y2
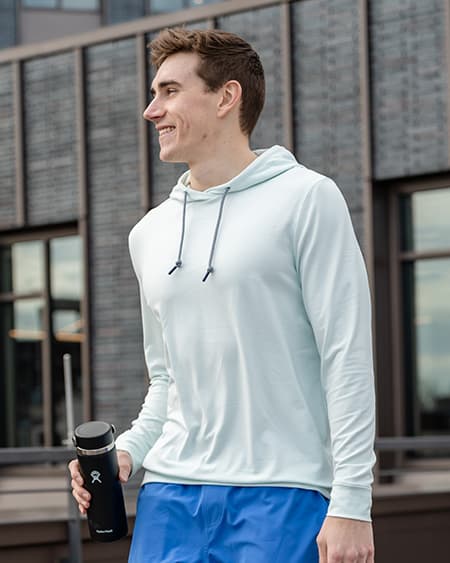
[
  {"x1": 50, "y1": 236, "x2": 83, "y2": 300},
  {"x1": 189, "y1": 0, "x2": 223, "y2": 6},
  {"x1": 22, "y1": 0, "x2": 58, "y2": 7},
  {"x1": 11, "y1": 241, "x2": 45, "y2": 295},
  {"x1": 149, "y1": 0, "x2": 184, "y2": 13},
  {"x1": 15, "y1": 298, "x2": 45, "y2": 335},
  {"x1": 404, "y1": 258, "x2": 450, "y2": 434},
  {"x1": 401, "y1": 187, "x2": 450, "y2": 252},
  {"x1": 61, "y1": 0, "x2": 98, "y2": 9}
]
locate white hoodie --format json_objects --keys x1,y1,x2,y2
[{"x1": 115, "y1": 145, "x2": 376, "y2": 522}]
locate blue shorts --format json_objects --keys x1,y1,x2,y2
[{"x1": 128, "y1": 483, "x2": 329, "y2": 562}]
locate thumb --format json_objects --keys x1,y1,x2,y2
[
  {"x1": 118, "y1": 465, "x2": 130, "y2": 483},
  {"x1": 117, "y1": 450, "x2": 132, "y2": 483},
  {"x1": 317, "y1": 532, "x2": 327, "y2": 563}
]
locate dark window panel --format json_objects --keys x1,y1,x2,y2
[{"x1": 0, "y1": 299, "x2": 45, "y2": 447}]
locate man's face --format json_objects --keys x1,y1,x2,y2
[{"x1": 144, "y1": 52, "x2": 221, "y2": 165}]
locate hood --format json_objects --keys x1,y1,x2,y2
[
  {"x1": 166, "y1": 145, "x2": 301, "y2": 282},
  {"x1": 169, "y1": 145, "x2": 300, "y2": 202}
]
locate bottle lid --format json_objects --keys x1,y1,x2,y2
[{"x1": 74, "y1": 421, "x2": 115, "y2": 450}]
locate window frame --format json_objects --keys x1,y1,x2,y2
[
  {"x1": 0, "y1": 225, "x2": 89, "y2": 448},
  {"x1": 389, "y1": 176, "x2": 450, "y2": 447}
]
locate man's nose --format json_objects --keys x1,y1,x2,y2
[{"x1": 143, "y1": 99, "x2": 163, "y2": 122}]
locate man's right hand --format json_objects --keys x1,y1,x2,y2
[{"x1": 68, "y1": 450, "x2": 133, "y2": 515}]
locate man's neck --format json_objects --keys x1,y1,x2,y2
[{"x1": 188, "y1": 143, "x2": 257, "y2": 192}]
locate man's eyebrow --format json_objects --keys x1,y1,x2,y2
[{"x1": 150, "y1": 80, "x2": 182, "y2": 96}]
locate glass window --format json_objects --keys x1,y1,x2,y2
[
  {"x1": 400, "y1": 187, "x2": 450, "y2": 252},
  {"x1": 22, "y1": 0, "x2": 58, "y2": 7},
  {"x1": 404, "y1": 259, "x2": 450, "y2": 435},
  {"x1": 0, "y1": 300, "x2": 45, "y2": 447},
  {"x1": 50, "y1": 236, "x2": 83, "y2": 300},
  {"x1": 148, "y1": 0, "x2": 185, "y2": 14},
  {"x1": 61, "y1": 0, "x2": 99, "y2": 10},
  {"x1": 400, "y1": 187, "x2": 450, "y2": 438},
  {"x1": 188, "y1": 0, "x2": 223, "y2": 6},
  {"x1": 0, "y1": 234, "x2": 84, "y2": 447},
  {"x1": 22, "y1": 0, "x2": 99, "y2": 10},
  {"x1": 3, "y1": 241, "x2": 45, "y2": 295}
]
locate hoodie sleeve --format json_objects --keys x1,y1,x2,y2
[
  {"x1": 294, "y1": 177, "x2": 376, "y2": 522},
  {"x1": 115, "y1": 228, "x2": 169, "y2": 477}
]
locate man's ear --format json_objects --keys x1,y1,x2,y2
[{"x1": 217, "y1": 80, "x2": 242, "y2": 118}]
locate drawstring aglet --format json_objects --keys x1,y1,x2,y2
[
  {"x1": 202, "y1": 266, "x2": 214, "y2": 282},
  {"x1": 168, "y1": 260, "x2": 182, "y2": 275}
]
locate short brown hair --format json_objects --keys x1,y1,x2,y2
[{"x1": 149, "y1": 27, "x2": 265, "y2": 136}]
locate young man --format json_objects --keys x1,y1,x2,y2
[{"x1": 70, "y1": 28, "x2": 376, "y2": 562}]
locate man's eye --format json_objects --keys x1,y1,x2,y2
[{"x1": 167, "y1": 88, "x2": 177, "y2": 94}]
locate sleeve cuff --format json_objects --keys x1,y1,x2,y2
[
  {"x1": 115, "y1": 436, "x2": 144, "y2": 478},
  {"x1": 327, "y1": 483, "x2": 373, "y2": 522}
]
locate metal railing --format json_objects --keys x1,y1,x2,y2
[
  {"x1": 375, "y1": 436, "x2": 450, "y2": 480},
  {"x1": 375, "y1": 436, "x2": 450, "y2": 452}
]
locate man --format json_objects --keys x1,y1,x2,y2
[{"x1": 70, "y1": 27, "x2": 376, "y2": 562}]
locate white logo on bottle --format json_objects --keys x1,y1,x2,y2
[{"x1": 90, "y1": 470, "x2": 102, "y2": 484}]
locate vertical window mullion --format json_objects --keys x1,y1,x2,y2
[
  {"x1": 42, "y1": 239, "x2": 53, "y2": 446},
  {"x1": 401, "y1": 256, "x2": 418, "y2": 436}
]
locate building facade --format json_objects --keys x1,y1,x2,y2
[{"x1": 1, "y1": 0, "x2": 450, "y2": 561}]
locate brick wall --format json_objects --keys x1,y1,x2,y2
[
  {"x1": 23, "y1": 52, "x2": 78, "y2": 225},
  {"x1": 292, "y1": 0, "x2": 366, "y2": 244},
  {"x1": 218, "y1": 6, "x2": 284, "y2": 150},
  {"x1": 370, "y1": 0, "x2": 449, "y2": 178},
  {"x1": 85, "y1": 38, "x2": 145, "y2": 431},
  {"x1": 0, "y1": 63, "x2": 16, "y2": 228}
]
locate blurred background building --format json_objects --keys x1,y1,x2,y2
[{"x1": 0, "y1": 0, "x2": 449, "y2": 561}]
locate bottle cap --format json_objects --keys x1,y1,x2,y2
[{"x1": 74, "y1": 421, "x2": 115, "y2": 451}]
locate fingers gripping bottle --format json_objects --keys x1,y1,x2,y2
[{"x1": 74, "y1": 421, "x2": 128, "y2": 542}]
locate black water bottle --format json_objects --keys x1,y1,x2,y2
[{"x1": 74, "y1": 421, "x2": 128, "y2": 542}]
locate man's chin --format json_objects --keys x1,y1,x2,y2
[{"x1": 159, "y1": 149, "x2": 187, "y2": 164}]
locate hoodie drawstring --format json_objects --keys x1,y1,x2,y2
[
  {"x1": 168, "y1": 190, "x2": 188, "y2": 275},
  {"x1": 168, "y1": 187, "x2": 231, "y2": 282},
  {"x1": 202, "y1": 187, "x2": 230, "y2": 282}
]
